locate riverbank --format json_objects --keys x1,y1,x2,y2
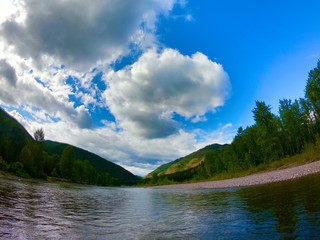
[
  {"x1": 0, "y1": 170, "x2": 19, "y2": 180},
  {"x1": 153, "y1": 160, "x2": 320, "y2": 189}
]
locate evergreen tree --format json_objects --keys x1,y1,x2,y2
[
  {"x1": 253, "y1": 101, "x2": 283, "y2": 162},
  {"x1": 34, "y1": 128, "x2": 45, "y2": 142}
]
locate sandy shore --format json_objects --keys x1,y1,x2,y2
[{"x1": 153, "y1": 160, "x2": 320, "y2": 190}]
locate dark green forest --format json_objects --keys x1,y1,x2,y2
[
  {"x1": 0, "y1": 110, "x2": 139, "y2": 186},
  {"x1": 141, "y1": 61, "x2": 320, "y2": 186}
]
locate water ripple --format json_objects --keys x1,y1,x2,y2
[{"x1": 1, "y1": 174, "x2": 320, "y2": 239}]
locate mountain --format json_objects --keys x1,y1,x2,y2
[
  {"x1": 0, "y1": 108, "x2": 33, "y2": 162},
  {"x1": 0, "y1": 107, "x2": 139, "y2": 185},
  {"x1": 43, "y1": 140, "x2": 139, "y2": 185},
  {"x1": 146, "y1": 143, "x2": 228, "y2": 179}
]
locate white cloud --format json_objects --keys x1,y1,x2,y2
[
  {"x1": 0, "y1": 0, "x2": 18, "y2": 24},
  {"x1": 105, "y1": 48, "x2": 230, "y2": 138},
  {"x1": 0, "y1": 0, "x2": 177, "y2": 70},
  {"x1": 0, "y1": 0, "x2": 182, "y2": 128},
  {"x1": 0, "y1": 61, "x2": 92, "y2": 128},
  {"x1": 193, "y1": 123, "x2": 235, "y2": 150}
]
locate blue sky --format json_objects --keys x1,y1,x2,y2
[{"x1": 0, "y1": 0, "x2": 320, "y2": 176}]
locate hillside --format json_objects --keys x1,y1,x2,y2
[
  {"x1": 0, "y1": 107, "x2": 139, "y2": 185},
  {"x1": 0, "y1": 108, "x2": 33, "y2": 163},
  {"x1": 44, "y1": 140, "x2": 139, "y2": 185},
  {"x1": 146, "y1": 143, "x2": 228, "y2": 179}
]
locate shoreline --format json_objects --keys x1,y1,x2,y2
[{"x1": 152, "y1": 160, "x2": 320, "y2": 190}]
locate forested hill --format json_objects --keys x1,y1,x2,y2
[
  {"x1": 0, "y1": 108, "x2": 33, "y2": 162},
  {"x1": 141, "y1": 61, "x2": 320, "y2": 186},
  {"x1": 0, "y1": 107, "x2": 140, "y2": 186},
  {"x1": 44, "y1": 140, "x2": 139, "y2": 185},
  {"x1": 143, "y1": 144, "x2": 228, "y2": 181}
]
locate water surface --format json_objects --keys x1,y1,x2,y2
[{"x1": 1, "y1": 174, "x2": 320, "y2": 239}]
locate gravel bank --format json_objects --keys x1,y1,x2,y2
[{"x1": 153, "y1": 160, "x2": 320, "y2": 190}]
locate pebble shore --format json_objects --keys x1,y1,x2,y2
[{"x1": 153, "y1": 160, "x2": 320, "y2": 190}]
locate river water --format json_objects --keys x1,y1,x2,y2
[{"x1": 1, "y1": 174, "x2": 320, "y2": 239}]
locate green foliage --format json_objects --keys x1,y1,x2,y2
[
  {"x1": 253, "y1": 101, "x2": 283, "y2": 162},
  {"x1": 19, "y1": 142, "x2": 45, "y2": 179},
  {"x1": 0, "y1": 156, "x2": 8, "y2": 171},
  {"x1": 0, "y1": 108, "x2": 33, "y2": 163},
  {"x1": 306, "y1": 61, "x2": 320, "y2": 116},
  {"x1": 279, "y1": 99, "x2": 307, "y2": 155},
  {"x1": 59, "y1": 146, "x2": 75, "y2": 180},
  {"x1": 43, "y1": 152, "x2": 59, "y2": 176},
  {"x1": 8, "y1": 162, "x2": 29, "y2": 178},
  {"x1": 20, "y1": 144, "x2": 34, "y2": 173}
]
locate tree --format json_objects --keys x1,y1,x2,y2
[
  {"x1": 279, "y1": 99, "x2": 306, "y2": 155},
  {"x1": 20, "y1": 144, "x2": 34, "y2": 174},
  {"x1": 299, "y1": 98, "x2": 316, "y2": 144},
  {"x1": 305, "y1": 61, "x2": 320, "y2": 126},
  {"x1": 232, "y1": 125, "x2": 261, "y2": 168},
  {"x1": 252, "y1": 101, "x2": 283, "y2": 162},
  {"x1": 19, "y1": 142, "x2": 45, "y2": 178},
  {"x1": 60, "y1": 146, "x2": 75, "y2": 180},
  {"x1": 34, "y1": 128, "x2": 45, "y2": 142}
]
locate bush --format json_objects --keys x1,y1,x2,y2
[
  {"x1": 8, "y1": 162, "x2": 29, "y2": 178},
  {"x1": 0, "y1": 156, "x2": 8, "y2": 171}
]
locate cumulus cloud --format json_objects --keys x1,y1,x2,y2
[
  {"x1": 0, "y1": 64, "x2": 92, "y2": 128},
  {"x1": 0, "y1": 59, "x2": 17, "y2": 86},
  {"x1": 105, "y1": 48, "x2": 230, "y2": 138},
  {"x1": 0, "y1": 0, "x2": 176, "y2": 70},
  {"x1": 0, "y1": 0, "x2": 182, "y2": 130}
]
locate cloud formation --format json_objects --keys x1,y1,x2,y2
[
  {"x1": 105, "y1": 48, "x2": 230, "y2": 138},
  {"x1": 0, "y1": 61, "x2": 92, "y2": 128},
  {"x1": 0, "y1": 0, "x2": 176, "y2": 70},
  {"x1": 0, "y1": 59, "x2": 17, "y2": 87},
  {"x1": 0, "y1": 0, "x2": 179, "y2": 129}
]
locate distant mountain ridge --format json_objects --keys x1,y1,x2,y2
[{"x1": 146, "y1": 143, "x2": 228, "y2": 178}]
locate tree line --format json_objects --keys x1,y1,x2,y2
[
  {"x1": 142, "y1": 61, "x2": 320, "y2": 185},
  {"x1": 0, "y1": 128, "x2": 119, "y2": 186}
]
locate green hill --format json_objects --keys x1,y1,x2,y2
[
  {"x1": 146, "y1": 143, "x2": 228, "y2": 179},
  {"x1": 0, "y1": 108, "x2": 33, "y2": 163},
  {"x1": 44, "y1": 140, "x2": 139, "y2": 185},
  {"x1": 0, "y1": 107, "x2": 139, "y2": 185}
]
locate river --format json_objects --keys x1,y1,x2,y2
[{"x1": 1, "y1": 173, "x2": 320, "y2": 239}]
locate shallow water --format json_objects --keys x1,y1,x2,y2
[{"x1": 1, "y1": 174, "x2": 320, "y2": 239}]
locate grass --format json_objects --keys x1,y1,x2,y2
[{"x1": 164, "y1": 157, "x2": 204, "y2": 175}]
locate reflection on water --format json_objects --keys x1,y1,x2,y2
[
  {"x1": 0, "y1": 174, "x2": 320, "y2": 239},
  {"x1": 238, "y1": 173, "x2": 320, "y2": 239}
]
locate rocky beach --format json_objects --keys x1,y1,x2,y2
[{"x1": 153, "y1": 160, "x2": 320, "y2": 189}]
